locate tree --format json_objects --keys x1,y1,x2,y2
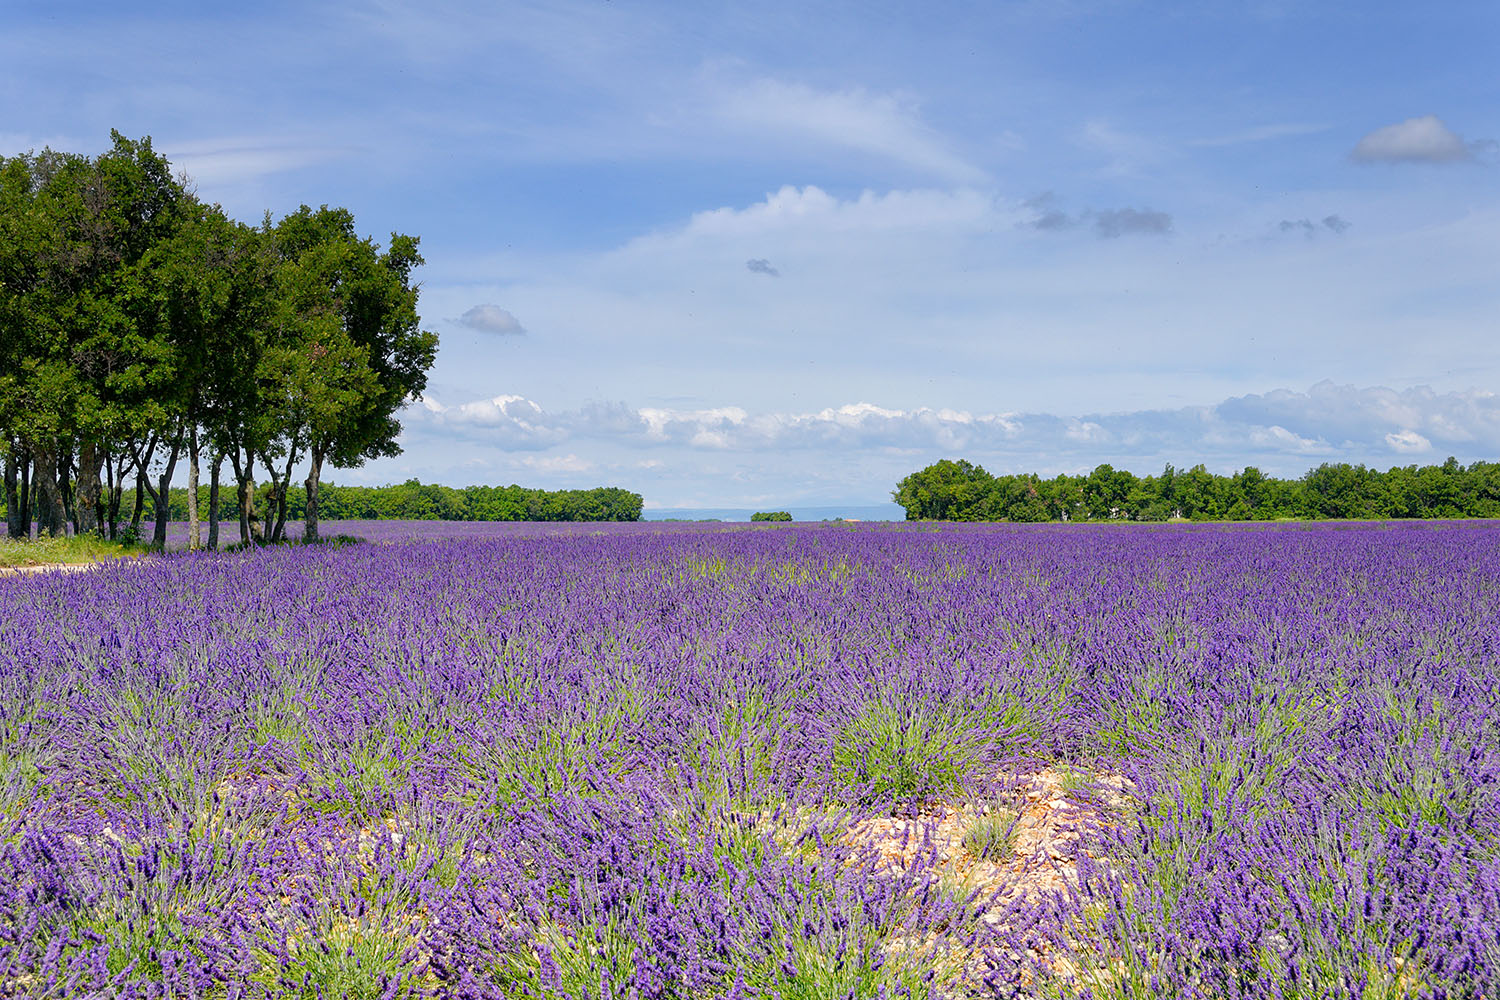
[
  {"x1": 1081, "y1": 463, "x2": 1138, "y2": 519},
  {"x1": 145, "y1": 203, "x2": 270, "y2": 549},
  {"x1": 892, "y1": 459, "x2": 995, "y2": 520},
  {"x1": 0, "y1": 133, "x2": 189, "y2": 541},
  {"x1": 262, "y1": 206, "x2": 438, "y2": 543},
  {"x1": 1301, "y1": 463, "x2": 1370, "y2": 520}
]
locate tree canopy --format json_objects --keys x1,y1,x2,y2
[{"x1": 893, "y1": 457, "x2": 1500, "y2": 522}]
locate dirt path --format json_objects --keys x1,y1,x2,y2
[{"x1": 0, "y1": 559, "x2": 143, "y2": 577}]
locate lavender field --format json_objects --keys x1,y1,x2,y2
[{"x1": 2, "y1": 522, "x2": 1498, "y2": 999}]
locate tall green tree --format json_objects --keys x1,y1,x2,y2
[
  {"x1": 141, "y1": 204, "x2": 272, "y2": 548},
  {"x1": 892, "y1": 459, "x2": 995, "y2": 520},
  {"x1": 0, "y1": 133, "x2": 188, "y2": 540},
  {"x1": 260, "y1": 206, "x2": 438, "y2": 542}
]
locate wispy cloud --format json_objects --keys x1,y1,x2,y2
[
  {"x1": 1078, "y1": 119, "x2": 1164, "y2": 176},
  {"x1": 164, "y1": 137, "x2": 354, "y2": 187},
  {"x1": 1189, "y1": 122, "x2": 1329, "y2": 147},
  {"x1": 714, "y1": 77, "x2": 986, "y2": 182},
  {"x1": 745, "y1": 258, "x2": 780, "y2": 277}
]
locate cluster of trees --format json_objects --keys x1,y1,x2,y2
[
  {"x1": 751, "y1": 511, "x2": 793, "y2": 522},
  {"x1": 126, "y1": 480, "x2": 644, "y2": 523},
  {"x1": 1, "y1": 132, "x2": 438, "y2": 549},
  {"x1": 893, "y1": 457, "x2": 1500, "y2": 522}
]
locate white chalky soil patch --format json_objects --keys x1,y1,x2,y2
[{"x1": 845, "y1": 767, "x2": 1136, "y2": 987}]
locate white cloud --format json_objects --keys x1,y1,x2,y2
[
  {"x1": 639, "y1": 406, "x2": 746, "y2": 440},
  {"x1": 1351, "y1": 115, "x2": 1476, "y2": 164},
  {"x1": 715, "y1": 78, "x2": 985, "y2": 183},
  {"x1": 517, "y1": 453, "x2": 593, "y2": 473},
  {"x1": 673, "y1": 184, "x2": 1000, "y2": 240},
  {"x1": 1065, "y1": 420, "x2": 1109, "y2": 443},
  {"x1": 164, "y1": 137, "x2": 351, "y2": 186},
  {"x1": 1249, "y1": 424, "x2": 1328, "y2": 454},
  {"x1": 414, "y1": 394, "x2": 566, "y2": 449},
  {"x1": 1385, "y1": 429, "x2": 1432, "y2": 454},
  {"x1": 403, "y1": 383, "x2": 1500, "y2": 478},
  {"x1": 456, "y1": 304, "x2": 526, "y2": 335},
  {"x1": 428, "y1": 184, "x2": 1500, "y2": 440}
]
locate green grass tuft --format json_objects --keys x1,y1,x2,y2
[{"x1": 961, "y1": 808, "x2": 1019, "y2": 861}]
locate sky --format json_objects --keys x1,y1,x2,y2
[{"x1": 4, "y1": 1, "x2": 1499, "y2": 511}]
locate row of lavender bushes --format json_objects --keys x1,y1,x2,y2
[{"x1": 1, "y1": 521, "x2": 1496, "y2": 997}]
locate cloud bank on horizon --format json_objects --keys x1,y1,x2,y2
[
  {"x1": 3, "y1": 1, "x2": 1496, "y2": 507},
  {"x1": 393, "y1": 382, "x2": 1500, "y2": 505}
]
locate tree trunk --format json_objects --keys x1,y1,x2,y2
[
  {"x1": 270, "y1": 484, "x2": 287, "y2": 543},
  {"x1": 230, "y1": 447, "x2": 255, "y2": 545},
  {"x1": 304, "y1": 446, "x2": 325, "y2": 543},
  {"x1": 58, "y1": 444, "x2": 77, "y2": 534},
  {"x1": 19, "y1": 449, "x2": 32, "y2": 538},
  {"x1": 152, "y1": 430, "x2": 184, "y2": 550},
  {"x1": 208, "y1": 452, "x2": 222, "y2": 551},
  {"x1": 103, "y1": 448, "x2": 116, "y2": 539},
  {"x1": 32, "y1": 439, "x2": 67, "y2": 538},
  {"x1": 76, "y1": 438, "x2": 103, "y2": 536},
  {"x1": 246, "y1": 473, "x2": 258, "y2": 542},
  {"x1": 261, "y1": 447, "x2": 297, "y2": 544},
  {"x1": 236, "y1": 477, "x2": 251, "y2": 545},
  {"x1": 104, "y1": 447, "x2": 123, "y2": 540},
  {"x1": 130, "y1": 470, "x2": 146, "y2": 537},
  {"x1": 4, "y1": 444, "x2": 20, "y2": 539},
  {"x1": 187, "y1": 426, "x2": 201, "y2": 551}
]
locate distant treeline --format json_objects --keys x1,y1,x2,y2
[
  {"x1": 4, "y1": 480, "x2": 644, "y2": 525},
  {"x1": 893, "y1": 458, "x2": 1500, "y2": 522}
]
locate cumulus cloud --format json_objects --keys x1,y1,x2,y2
[
  {"x1": 1247, "y1": 425, "x2": 1327, "y2": 454},
  {"x1": 1278, "y1": 214, "x2": 1351, "y2": 237},
  {"x1": 456, "y1": 304, "x2": 526, "y2": 335},
  {"x1": 745, "y1": 258, "x2": 780, "y2": 277},
  {"x1": 1351, "y1": 115, "x2": 1478, "y2": 164},
  {"x1": 676, "y1": 184, "x2": 998, "y2": 240},
  {"x1": 1385, "y1": 429, "x2": 1432, "y2": 454},
  {"x1": 1092, "y1": 208, "x2": 1172, "y2": 239},
  {"x1": 414, "y1": 394, "x2": 564, "y2": 449},
  {"x1": 407, "y1": 382, "x2": 1500, "y2": 467}
]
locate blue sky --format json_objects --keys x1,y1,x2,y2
[{"x1": 5, "y1": 1, "x2": 1499, "y2": 510}]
